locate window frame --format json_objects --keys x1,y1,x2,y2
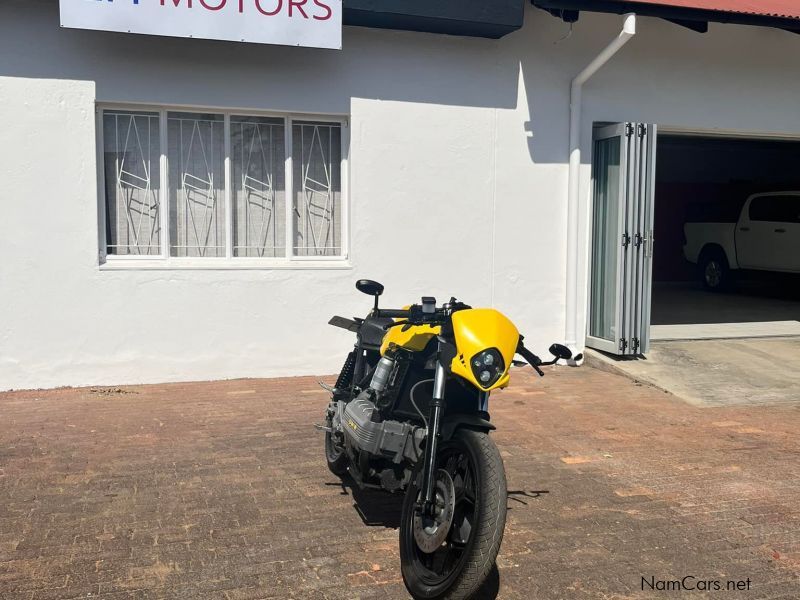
[{"x1": 96, "y1": 102, "x2": 350, "y2": 270}]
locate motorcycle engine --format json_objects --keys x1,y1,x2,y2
[{"x1": 338, "y1": 356, "x2": 424, "y2": 462}]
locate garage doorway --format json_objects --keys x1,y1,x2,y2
[{"x1": 650, "y1": 132, "x2": 800, "y2": 341}]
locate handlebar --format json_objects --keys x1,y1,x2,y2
[
  {"x1": 376, "y1": 297, "x2": 449, "y2": 325},
  {"x1": 516, "y1": 342, "x2": 545, "y2": 377},
  {"x1": 376, "y1": 309, "x2": 412, "y2": 319}
]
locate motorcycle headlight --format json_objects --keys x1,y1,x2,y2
[{"x1": 470, "y1": 348, "x2": 504, "y2": 389}]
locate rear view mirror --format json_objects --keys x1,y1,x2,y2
[
  {"x1": 356, "y1": 279, "x2": 384, "y2": 310},
  {"x1": 549, "y1": 343, "x2": 572, "y2": 360},
  {"x1": 356, "y1": 279, "x2": 384, "y2": 297}
]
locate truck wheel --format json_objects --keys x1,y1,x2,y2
[{"x1": 699, "y1": 249, "x2": 730, "y2": 292}]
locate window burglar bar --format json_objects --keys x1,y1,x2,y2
[
  {"x1": 180, "y1": 170, "x2": 217, "y2": 258},
  {"x1": 232, "y1": 117, "x2": 284, "y2": 258},
  {"x1": 104, "y1": 111, "x2": 161, "y2": 255},
  {"x1": 170, "y1": 114, "x2": 224, "y2": 258},
  {"x1": 99, "y1": 107, "x2": 346, "y2": 265},
  {"x1": 107, "y1": 245, "x2": 161, "y2": 249},
  {"x1": 294, "y1": 122, "x2": 342, "y2": 257},
  {"x1": 241, "y1": 173, "x2": 275, "y2": 256}
]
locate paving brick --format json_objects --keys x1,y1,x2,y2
[{"x1": 1, "y1": 367, "x2": 799, "y2": 598}]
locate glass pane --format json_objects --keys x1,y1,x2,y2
[
  {"x1": 292, "y1": 121, "x2": 342, "y2": 257},
  {"x1": 167, "y1": 112, "x2": 225, "y2": 257},
  {"x1": 750, "y1": 195, "x2": 800, "y2": 223},
  {"x1": 103, "y1": 110, "x2": 161, "y2": 255},
  {"x1": 231, "y1": 116, "x2": 286, "y2": 257},
  {"x1": 589, "y1": 136, "x2": 622, "y2": 341}
]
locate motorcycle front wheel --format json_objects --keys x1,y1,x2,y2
[{"x1": 399, "y1": 428, "x2": 507, "y2": 600}]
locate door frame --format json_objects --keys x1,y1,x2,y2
[{"x1": 586, "y1": 123, "x2": 629, "y2": 354}]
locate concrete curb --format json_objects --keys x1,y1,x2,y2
[{"x1": 583, "y1": 349, "x2": 675, "y2": 397}]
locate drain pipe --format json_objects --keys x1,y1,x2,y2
[{"x1": 565, "y1": 13, "x2": 637, "y2": 352}]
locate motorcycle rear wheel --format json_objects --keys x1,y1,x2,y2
[
  {"x1": 399, "y1": 428, "x2": 507, "y2": 600},
  {"x1": 325, "y1": 429, "x2": 349, "y2": 476}
]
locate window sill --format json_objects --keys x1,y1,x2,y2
[{"x1": 99, "y1": 258, "x2": 353, "y2": 271}]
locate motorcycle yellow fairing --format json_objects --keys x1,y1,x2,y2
[
  {"x1": 381, "y1": 307, "x2": 519, "y2": 392},
  {"x1": 380, "y1": 322, "x2": 441, "y2": 355}
]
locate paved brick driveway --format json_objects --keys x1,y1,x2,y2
[{"x1": 1, "y1": 366, "x2": 799, "y2": 599}]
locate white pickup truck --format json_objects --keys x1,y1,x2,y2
[{"x1": 683, "y1": 192, "x2": 800, "y2": 290}]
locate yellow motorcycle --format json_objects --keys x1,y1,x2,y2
[{"x1": 321, "y1": 280, "x2": 577, "y2": 599}]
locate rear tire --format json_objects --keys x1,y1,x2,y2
[
  {"x1": 400, "y1": 428, "x2": 507, "y2": 600},
  {"x1": 325, "y1": 429, "x2": 349, "y2": 476},
  {"x1": 699, "y1": 248, "x2": 731, "y2": 292}
]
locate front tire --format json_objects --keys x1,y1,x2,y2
[{"x1": 400, "y1": 428, "x2": 507, "y2": 600}]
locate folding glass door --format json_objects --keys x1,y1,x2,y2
[{"x1": 587, "y1": 123, "x2": 657, "y2": 356}]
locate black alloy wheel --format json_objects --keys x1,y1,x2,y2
[
  {"x1": 399, "y1": 428, "x2": 507, "y2": 600},
  {"x1": 699, "y1": 248, "x2": 731, "y2": 292},
  {"x1": 325, "y1": 424, "x2": 349, "y2": 476}
]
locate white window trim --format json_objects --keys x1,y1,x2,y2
[{"x1": 96, "y1": 102, "x2": 351, "y2": 270}]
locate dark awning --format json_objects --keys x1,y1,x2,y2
[
  {"x1": 343, "y1": 0, "x2": 525, "y2": 39},
  {"x1": 533, "y1": 0, "x2": 800, "y2": 33}
]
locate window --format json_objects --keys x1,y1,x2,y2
[
  {"x1": 749, "y1": 194, "x2": 800, "y2": 224},
  {"x1": 292, "y1": 121, "x2": 342, "y2": 257},
  {"x1": 99, "y1": 106, "x2": 347, "y2": 266},
  {"x1": 167, "y1": 112, "x2": 226, "y2": 258},
  {"x1": 102, "y1": 110, "x2": 161, "y2": 256},
  {"x1": 231, "y1": 116, "x2": 286, "y2": 258}
]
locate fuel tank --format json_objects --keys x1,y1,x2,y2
[{"x1": 380, "y1": 323, "x2": 441, "y2": 355}]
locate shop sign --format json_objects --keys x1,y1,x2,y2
[{"x1": 60, "y1": 0, "x2": 342, "y2": 50}]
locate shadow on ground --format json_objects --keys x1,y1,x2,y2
[
  {"x1": 325, "y1": 477, "x2": 404, "y2": 528},
  {"x1": 331, "y1": 477, "x2": 551, "y2": 525}
]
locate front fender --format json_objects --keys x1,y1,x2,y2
[{"x1": 440, "y1": 413, "x2": 495, "y2": 441}]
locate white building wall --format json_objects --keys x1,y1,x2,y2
[
  {"x1": 1, "y1": 1, "x2": 799, "y2": 390},
  {"x1": 494, "y1": 9, "x2": 800, "y2": 359}
]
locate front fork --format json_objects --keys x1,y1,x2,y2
[{"x1": 419, "y1": 345, "x2": 448, "y2": 516}]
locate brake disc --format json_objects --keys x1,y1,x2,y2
[{"x1": 413, "y1": 469, "x2": 456, "y2": 554}]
